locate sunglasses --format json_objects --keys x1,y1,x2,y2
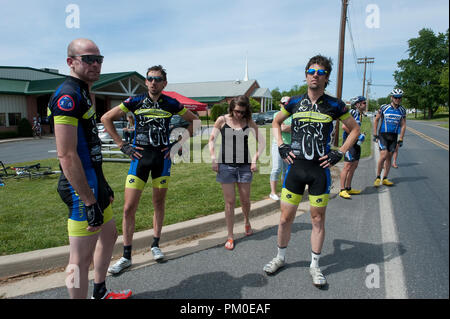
[
  {"x1": 71, "y1": 55, "x2": 104, "y2": 65},
  {"x1": 234, "y1": 109, "x2": 246, "y2": 114},
  {"x1": 146, "y1": 76, "x2": 164, "y2": 83},
  {"x1": 306, "y1": 68, "x2": 328, "y2": 76},
  {"x1": 393, "y1": 95, "x2": 403, "y2": 99}
]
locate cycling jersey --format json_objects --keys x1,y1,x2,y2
[
  {"x1": 377, "y1": 104, "x2": 406, "y2": 134},
  {"x1": 281, "y1": 94, "x2": 350, "y2": 162},
  {"x1": 343, "y1": 109, "x2": 362, "y2": 141},
  {"x1": 280, "y1": 93, "x2": 349, "y2": 207},
  {"x1": 119, "y1": 93, "x2": 186, "y2": 148},
  {"x1": 48, "y1": 76, "x2": 113, "y2": 237}
]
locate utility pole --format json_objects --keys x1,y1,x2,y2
[
  {"x1": 357, "y1": 57, "x2": 374, "y2": 97},
  {"x1": 334, "y1": 0, "x2": 349, "y2": 146}
]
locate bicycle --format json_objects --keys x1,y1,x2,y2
[
  {"x1": 0, "y1": 161, "x2": 60, "y2": 181},
  {"x1": 32, "y1": 123, "x2": 42, "y2": 138}
]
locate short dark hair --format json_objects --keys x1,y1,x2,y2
[
  {"x1": 305, "y1": 55, "x2": 333, "y2": 87},
  {"x1": 146, "y1": 65, "x2": 167, "y2": 81},
  {"x1": 229, "y1": 95, "x2": 252, "y2": 120}
]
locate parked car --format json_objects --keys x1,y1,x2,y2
[
  {"x1": 169, "y1": 115, "x2": 190, "y2": 131},
  {"x1": 261, "y1": 110, "x2": 278, "y2": 124},
  {"x1": 97, "y1": 120, "x2": 127, "y2": 143},
  {"x1": 252, "y1": 113, "x2": 265, "y2": 125}
]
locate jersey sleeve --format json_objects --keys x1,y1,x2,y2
[
  {"x1": 49, "y1": 90, "x2": 81, "y2": 127},
  {"x1": 336, "y1": 100, "x2": 350, "y2": 121},
  {"x1": 119, "y1": 95, "x2": 144, "y2": 113}
]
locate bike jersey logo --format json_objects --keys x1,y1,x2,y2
[
  {"x1": 57, "y1": 95, "x2": 75, "y2": 111},
  {"x1": 160, "y1": 179, "x2": 167, "y2": 185}
]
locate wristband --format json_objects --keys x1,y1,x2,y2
[
  {"x1": 373, "y1": 135, "x2": 379, "y2": 142},
  {"x1": 86, "y1": 202, "x2": 103, "y2": 227}
]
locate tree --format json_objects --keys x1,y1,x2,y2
[{"x1": 394, "y1": 28, "x2": 449, "y2": 119}]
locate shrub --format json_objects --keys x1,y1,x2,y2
[
  {"x1": 210, "y1": 102, "x2": 229, "y2": 121},
  {"x1": 18, "y1": 118, "x2": 33, "y2": 137}
]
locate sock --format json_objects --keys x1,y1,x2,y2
[
  {"x1": 123, "y1": 245, "x2": 132, "y2": 260},
  {"x1": 93, "y1": 281, "x2": 107, "y2": 299},
  {"x1": 383, "y1": 176, "x2": 388, "y2": 180},
  {"x1": 151, "y1": 237, "x2": 160, "y2": 248},
  {"x1": 310, "y1": 251, "x2": 321, "y2": 268},
  {"x1": 376, "y1": 175, "x2": 381, "y2": 179},
  {"x1": 340, "y1": 188, "x2": 346, "y2": 192},
  {"x1": 346, "y1": 187, "x2": 351, "y2": 191},
  {"x1": 277, "y1": 246, "x2": 287, "y2": 261}
]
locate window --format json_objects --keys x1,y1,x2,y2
[
  {"x1": 8, "y1": 113, "x2": 21, "y2": 126},
  {"x1": 0, "y1": 113, "x2": 5, "y2": 127}
]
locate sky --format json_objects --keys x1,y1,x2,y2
[{"x1": 0, "y1": 0, "x2": 448, "y2": 100}]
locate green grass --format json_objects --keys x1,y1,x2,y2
[{"x1": 0, "y1": 119, "x2": 373, "y2": 256}]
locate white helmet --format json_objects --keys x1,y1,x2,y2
[
  {"x1": 280, "y1": 96, "x2": 290, "y2": 105},
  {"x1": 390, "y1": 88, "x2": 403, "y2": 97}
]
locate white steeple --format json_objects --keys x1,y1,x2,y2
[{"x1": 244, "y1": 54, "x2": 249, "y2": 81}]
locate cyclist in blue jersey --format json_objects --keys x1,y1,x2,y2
[
  {"x1": 373, "y1": 88, "x2": 406, "y2": 186},
  {"x1": 263, "y1": 55, "x2": 360, "y2": 288},
  {"x1": 339, "y1": 96, "x2": 367, "y2": 199},
  {"x1": 102, "y1": 65, "x2": 198, "y2": 274},
  {"x1": 49, "y1": 38, "x2": 131, "y2": 299}
]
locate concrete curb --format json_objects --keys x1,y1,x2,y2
[{"x1": 0, "y1": 199, "x2": 280, "y2": 279}]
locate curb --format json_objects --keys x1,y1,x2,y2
[{"x1": 0, "y1": 199, "x2": 280, "y2": 279}]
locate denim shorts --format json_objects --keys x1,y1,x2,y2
[{"x1": 216, "y1": 164, "x2": 253, "y2": 184}]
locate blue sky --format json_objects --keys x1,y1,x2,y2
[{"x1": 0, "y1": 0, "x2": 448, "y2": 100}]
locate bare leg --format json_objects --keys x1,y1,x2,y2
[
  {"x1": 152, "y1": 187, "x2": 168, "y2": 238},
  {"x1": 237, "y1": 182, "x2": 251, "y2": 227},
  {"x1": 221, "y1": 183, "x2": 236, "y2": 240},
  {"x1": 122, "y1": 187, "x2": 143, "y2": 246},
  {"x1": 277, "y1": 201, "x2": 298, "y2": 248},
  {"x1": 310, "y1": 206, "x2": 327, "y2": 254},
  {"x1": 93, "y1": 219, "x2": 118, "y2": 285}
]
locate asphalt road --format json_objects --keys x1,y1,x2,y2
[
  {"x1": 0, "y1": 137, "x2": 57, "y2": 165},
  {"x1": 5, "y1": 121, "x2": 449, "y2": 302}
]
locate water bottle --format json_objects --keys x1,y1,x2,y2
[{"x1": 357, "y1": 132, "x2": 366, "y2": 146}]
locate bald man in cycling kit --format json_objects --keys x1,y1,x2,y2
[
  {"x1": 49, "y1": 38, "x2": 131, "y2": 299},
  {"x1": 102, "y1": 65, "x2": 198, "y2": 274},
  {"x1": 263, "y1": 55, "x2": 360, "y2": 288},
  {"x1": 373, "y1": 88, "x2": 406, "y2": 187}
]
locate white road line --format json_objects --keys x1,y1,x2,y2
[{"x1": 373, "y1": 142, "x2": 408, "y2": 298}]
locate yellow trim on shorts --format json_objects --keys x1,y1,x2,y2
[
  {"x1": 68, "y1": 204, "x2": 113, "y2": 237},
  {"x1": 125, "y1": 175, "x2": 146, "y2": 190},
  {"x1": 54, "y1": 115, "x2": 78, "y2": 127},
  {"x1": 280, "y1": 188, "x2": 303, "y2": 206},
  {"x1": 309, "y1": 194, "x2": 329, "y2": 207},
  {"x1": 152, "y1": 176, "x2": 170, "y2": 189}
]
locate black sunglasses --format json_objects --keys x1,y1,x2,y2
[
  {"x1": 146, "y1": 76, "x2": 164, "y2": 83},
  {"x1": 71, "y1": 54, "x2": 104, "y2": 65},
  {"x1": 234, "y1": 109, "x2": 246, "y2": 114}
]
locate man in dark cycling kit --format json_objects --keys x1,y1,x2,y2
[
  {"x1": 263, "y1": 55, "x2": 360, "y2": 288},
  {"x1": 49, "y1": 38, "x2": 131, "y2": 299},
  {"x1": 102, "y1": 65, "x2": 198, "y2": 274},
  {"x1": 373, "y1": 88, "x2": 406, "y2": 187}
]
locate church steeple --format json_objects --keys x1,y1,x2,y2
[{"x1": 244, "y1": 54, "x2": 249, "y2": 81}]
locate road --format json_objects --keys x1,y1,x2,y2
[
  {"x1": 6, "y1": 121, "x2": 450, "y2": 302},
  {"x1": 0, "y1": 137, "x2": 56, "y2": 165}
]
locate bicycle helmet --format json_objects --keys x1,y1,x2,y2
[
  {"x1": 390, "y1": 88, "x2": 403, "y2": 97},
  {"x1": 350, "y1": 96, "x2": 366, "y2": 106}
]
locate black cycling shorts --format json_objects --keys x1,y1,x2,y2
[
  {"x1": 281, "y1": 159, "x2": 331, "y2": 207},
  {"x1": 378, "y1": 133, "x2": 398, "y2": 153},
  {"x1": 344, "y1": 144, "x2": 361, "y2": 162},
  {"x1": 126, "y1": 146, "x2": 171, "y2": 190}
]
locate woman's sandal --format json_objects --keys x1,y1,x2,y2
[
  {"x1": 245, "y1": 224, "x2": 253, "y2": 236},
  {"x1": 225, "y1": 239, "x2": 234, "y2": 250}
]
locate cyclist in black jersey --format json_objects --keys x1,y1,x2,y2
[
  {"x1": 49, "y1": 38, "x2": 131, "y2": 299},
  {"x1": 263, "y1": 55, "x2": 360, "y2": 288},
  {"x1": 101, "y1": 65, "x2": 198, "y2": 274}
]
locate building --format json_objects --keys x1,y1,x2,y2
[{"x1": 0, "y1": 66, "x2": 147, "y2": 134}]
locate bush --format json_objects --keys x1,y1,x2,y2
[
  {"x1": 210, "y1": 102, "x2": 229, "y2": 121},
  {"x1": 0, "y1": 131, "x2": 19, "y2": 139},
  {"x1": 18, "y1": 118, "x2": 33, "y2": 137}
]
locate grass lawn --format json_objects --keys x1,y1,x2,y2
[{"x1": 0, "y1": 119, "x2": 373, "y2": 256}]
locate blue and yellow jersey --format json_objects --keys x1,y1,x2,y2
[
  {"x1": 119, "y1": 93, "x2": 186, "y2": 148},
  {"x1": 377, "y1": 104, "x2": 406, "y2": 134},
  {"x1": 281, "y1": 94, "x2": 350, "y2": 161}
]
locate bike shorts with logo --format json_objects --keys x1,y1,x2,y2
[
  {"x1": 125, "y1": 146, "x2": 171, "y2": 191},
  {"x1": 378, "y1": 133, "x2": 398, "y2": 153},
  {"x1": 281, "y1": 159, "x2": 331, "y2": 207},
  {"x1": 344, "y1": 144, "x2": 361, "y2": 162},
  {"x1": 58, "y1": 170, "x2": 114, "y2": 237}
]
